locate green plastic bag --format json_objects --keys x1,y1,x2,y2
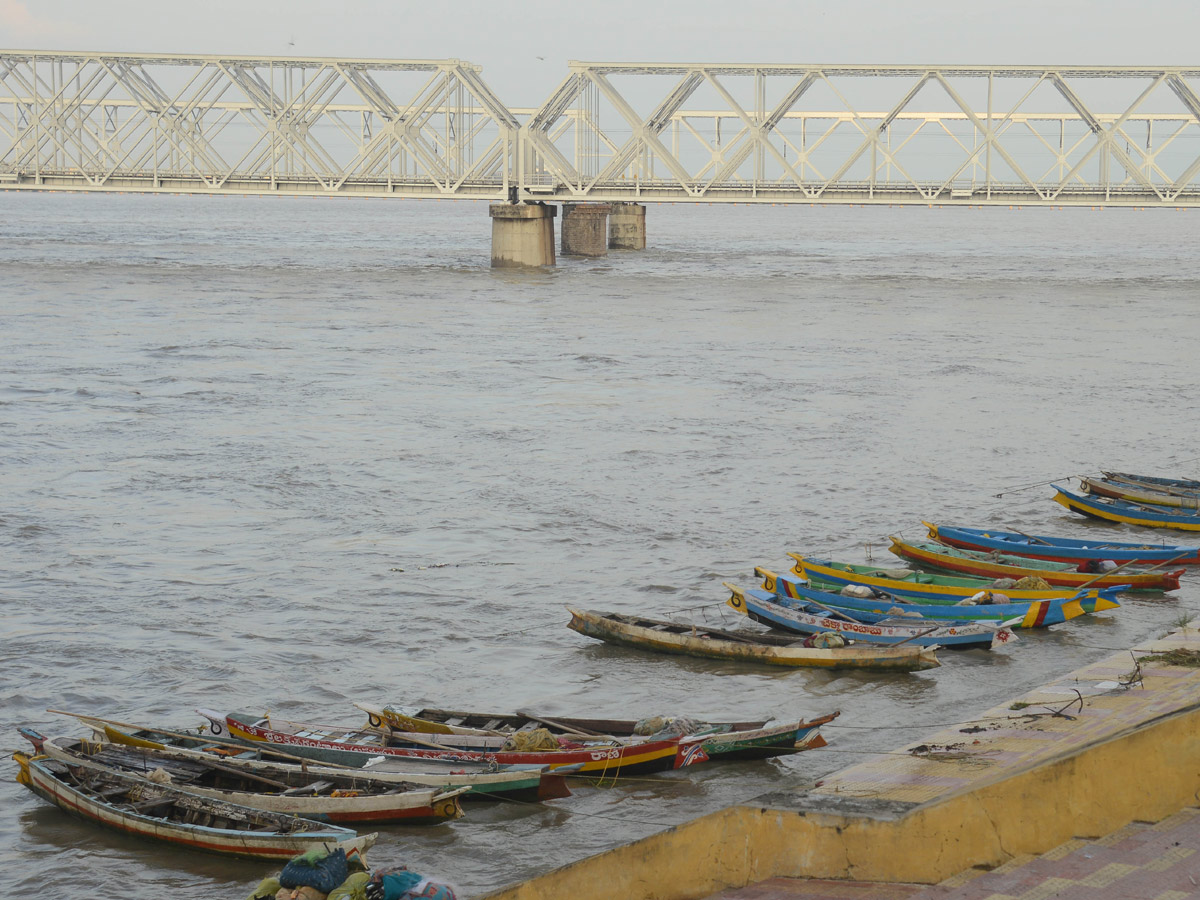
[
  {"x1": 328, "y1": 871, "x2": 372, "y2": 900},
  {"x1": 244, "y1": 876, "x2": 282, "y2": 900}
]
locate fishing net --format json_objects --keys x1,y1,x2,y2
[
  {"x1": 500, "y1": 728, "x2": 560, "y2": 752},
  {"x1": 1012, "y1": 576, "x2": 1053, "y2": 590}
]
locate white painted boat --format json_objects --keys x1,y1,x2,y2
[
  {"x1": 37, "y1": 733, "x2": 467, "y2": 825},
  {"x1": 14, "y1": 750, "x2": 376, "y2": 861}
]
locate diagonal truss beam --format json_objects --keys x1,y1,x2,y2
[{"x1": 3, "y1": 55, "x2": 1200, "y2": 205}]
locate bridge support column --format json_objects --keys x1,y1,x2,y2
[
  {"x1": 560, "y1": 203, "x2": 612, "y2": 257},
  {"x1": 489, "y1": 203, "x2": 557, "y2": 268},
  {"x1": 608, "y1": 202, "x2": 646, "y2": 250}
]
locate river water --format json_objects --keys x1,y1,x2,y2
[{"x1": 2, "y1": 192, "x2": 1198, "y2": 898}]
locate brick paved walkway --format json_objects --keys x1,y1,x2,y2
[{"x1": 708, "y1": 807, "x2": 1200, "y2": 900}]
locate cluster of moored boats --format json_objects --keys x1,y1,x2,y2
[
  {"x1": 568, "y1": 472, "x2": 1198, "y2": 672},
  {"x1": 14, "y1": 701, "x2": 839, "y2": 868},
  {"x1": 12, "y1": 469, "x2": 1197, "y2": 893}
]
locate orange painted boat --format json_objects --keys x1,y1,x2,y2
[
  {"x1": 208, "y1": 710, "x2": 700, "y2": 777},
  {"x1": 889, "y1": 535, "x2": 1181, "y2": 592}
]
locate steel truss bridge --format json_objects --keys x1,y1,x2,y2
[{"x1": 4, "y1": 52, "x2": 1200, "y2": 207}]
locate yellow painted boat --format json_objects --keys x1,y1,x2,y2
[{"x1": 1081, "y1": 476, "x2": 1200, "y2": 510}]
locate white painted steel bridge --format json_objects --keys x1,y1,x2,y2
[{"x1": 4, "y1": 51, "x2": 1200, "y2": 207}]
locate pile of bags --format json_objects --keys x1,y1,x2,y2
[{"x1": 246, "y1": 848, "x2": 457, "y2": 900}]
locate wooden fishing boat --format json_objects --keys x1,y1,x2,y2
[
  {"x1": 1054, "y1": 484, "x2": 1200, "y2": 532},
  {"x1": 922, "y1": 522, "x2": 1200, "y2": 566},
  {"x1": 726, "y1": 582, "x2": 1016, "y2": 649},
  {"x1": 27, "y1": 730, "x2": 467, "y2": 826},
  {"x1": 205, "y1": 710, "x2": 698, "y2": 777},
  {"x1": 788, "y1": 555, "x2": 1124, "y2": 612},
  {"x1": 353, "y1": 703, "x2": 838, "y2": 761},
  {"x1": 1081, "y1": 476, "x2": 1200, "y2": 509},
  {"x1": 765, "y1": 566, "x2": 1096, "y2": 628},
  {"x1": 1102, "y1": 471, "x2": 1200, "y2": 492},
  {"x1": 58, "y1": 712, "x2": 572, "y2": 803},
  {"x1": 565, "y1": 607, "x2": 940, "y2": 670},
  {"x1": 13, "y1": 750, "x2": 376, "y2": 861},
  {"x1": 888, "y1": 535, "x2": 1181, "y2": 591}
]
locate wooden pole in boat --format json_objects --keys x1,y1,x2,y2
[
  {"x1": 1074, "y1": 550, "x2": 1190, "y2": 590},
  {"x1": 890, "y1": 624, "x2": 945, "y2": 647},
  {"x1": 515, "y1": 712, "x2": 615, "y2": 740},
  {"x1": 1003, "y1": 527, "x2": 1052, "y2": 545},
  {"x1": 45, "y1": 710, "x2": 353, "y2": 770}
]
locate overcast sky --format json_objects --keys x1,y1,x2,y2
[{"x1": 3, "y1": 0, "x2": 1199, "y2": 106}]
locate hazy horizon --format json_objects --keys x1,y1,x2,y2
[{"x1": 4, "y1": 0, "x2": 1199, "y2": 106}]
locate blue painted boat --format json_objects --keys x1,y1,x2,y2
[
  {"x1": 725, "y1": 583, "x2": 1015, "y2": 649},
  {"x1": 785, "y1": 557, "x2": 1124, "y2": 614},
  {"x1": 1053, "y1": 484, "x2": 1200, "y2": 532},
  {"x1": 924, "y1": 522, "x2": 1200, "y2": 566},
  {"x1": 762, "y1": 566, "x2": 1119, "y2": 628}
]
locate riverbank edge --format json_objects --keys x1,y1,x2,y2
[{"x1": 479, "y1": 619, "x2": 1200, "y2": 900}]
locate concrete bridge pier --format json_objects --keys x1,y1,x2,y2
[
  {"x1": 489, "y1": 203, "x2": 557, "y2": 268},
  {"x1": 560, "y1": 203, "x2": 612, "y2": 257},
  {"x1": 608, "y1": 202, "x2": 647, "y2": 250}
]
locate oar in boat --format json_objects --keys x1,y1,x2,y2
[
  {"x1": 46, "y1": 709, "x2": 353, "y2": 771},
  {"x1": 371, "y1": 726, "x2": 482, "y2": 753},
  {"x1": 1003, "y1": 527, "x2": 1052, "y2": 545},
  {"x1": 513, "y1": 712, "x2": 615, "y2": 742},
  {"x1": 1074, "y1": 549, "x2": 1191, "y2": 591}
]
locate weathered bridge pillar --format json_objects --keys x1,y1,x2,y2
[
  {"x1": 560, "y1": 203, "x2": 612, "y2": 257},
  {"x1": 608, "y1": 202, "x2": 647, "y2": 250},
  {"x1": 489, "y1": 203, "x2": 557, "y2": 268}
]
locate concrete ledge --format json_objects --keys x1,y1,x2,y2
[{"x1": 481, "y1": 623, "x2": 1200, "y2": 900}]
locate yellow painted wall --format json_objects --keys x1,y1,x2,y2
[{"x1": 482, "y1": 701, "x2": 1200, "y2": 900}]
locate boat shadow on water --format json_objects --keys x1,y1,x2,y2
[{"x1": 15, "y1": 806, "x2": 271, "y2": 882}]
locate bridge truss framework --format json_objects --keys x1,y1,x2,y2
[{"x1": 3, "y1": 52, "x2": 1200, "y2": 207}]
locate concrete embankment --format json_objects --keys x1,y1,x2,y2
[{"x1": 481, "y1": 621, "x2": 1200, "y2": 900}]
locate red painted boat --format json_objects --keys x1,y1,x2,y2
[{"x1": 207, "y1": 711, "x2": 706, "y2": 777}]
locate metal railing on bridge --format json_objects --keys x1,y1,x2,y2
[{"x1": 3, "y1": 52, "x2": 1200, "y2": 206}]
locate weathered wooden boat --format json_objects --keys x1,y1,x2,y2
[
  {"x1": 788, "y1": 555, "x2": 1124, "y2": 613},
  {"x1": 353, "y1": 702, "x2": 838, "y2": 761},
  {"x1": 1054, "y1": 484, "x2": 1200, "y2": 532},
  {"x1": 922, "y1": 522, "x2": 1200, "y2": 566},
  {"x1": 888, "y1": 535, "x2": 1180, "y2": 591},
  {"x1": 726, "y1": 582, "x2": 1016, "y2": 649},
  {"x1": 1102, "y1": 471, "x2": 1200, "y2": 492},
  {"x1": 57, "y1": 712, "x2": 572, "y2": 803},
  {"x1": 1081, "y1": 476, "x2": 1200, "y2": 509},
  {"x1": 764, "y1": 566, "x2": 1096, "y2": 628},
  {"x1": 565, "y1": 607, "x2": 940, "y2": 670},
  {"x1": 27, "y1": 730, "x2": 467, "y2": 825},
  {"x1": 13, "y1": 749, "x2": 376, "y2": 861},
  {"x1": 205, "y1": 710, "x2": 698, "y2": 777}
]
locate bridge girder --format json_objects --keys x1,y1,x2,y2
[{"x1": 3, "y1": 53, "x2": 1200, "y2": 206}]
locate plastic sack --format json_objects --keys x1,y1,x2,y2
[
  {"x1": 840, "y1": 585, "x2": 874, "y2": 599},
  {"x1": 246, "y1": 877, "x2": 282, "y2": 900},
  {"x1": 328, "y1": 872, "x2": 372, "y2": 900},
  {"x1": 276, "y1": 888, "x2": 327, "y2": 900},
  {"x1": 281, "y1": 848, "x2": 349, "y2": 894},
  {"x1": 805, "y1": 632, "x2": 846, "y2": 649}
]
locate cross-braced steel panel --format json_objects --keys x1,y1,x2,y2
[
  {"x1": 0, "y1": 51, "x2": 518, "y2": 198},
  {"x1": 523, "y1": 63, "x2": 1200, "y2": 206},
  {"x1": 6, "y1": 55, "x2": 1200, "y2": 206}
]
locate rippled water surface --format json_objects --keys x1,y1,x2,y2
[{"x1": 2, "y1": 192, "x2": 1199, "y2": 897}]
